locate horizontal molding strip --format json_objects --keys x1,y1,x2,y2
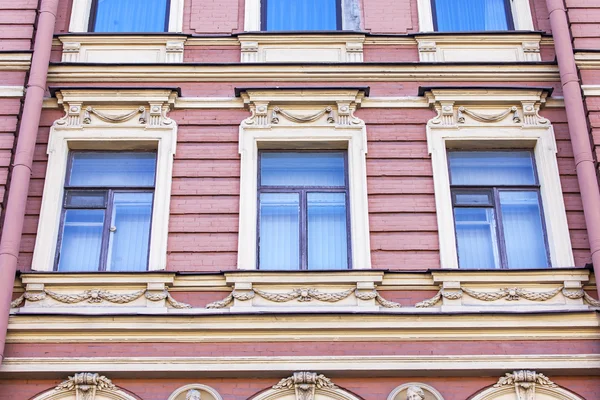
[
  {"x1": 0, "y1": 86, "x2": 25, "y2": 97},
  {"x1": 46, "y1": 64, "x2": 561, "y2": 83},
  {"x1": 42, "y1": 96, "x2": 565, "y2": 109},
  {"x1": 7, "y1": 312, "x2": 599, "y2": 343},
  {"x1": 1, "y1": 354, "x2": 597, "y2": 377}
]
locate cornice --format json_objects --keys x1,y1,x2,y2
[
  {"x1": 575, "y1": 52, "x2": 600, "y2": 69},
  {"x1": 46, "y1": 63, "x2": 560, "y2": 83},
  {"x1": 0, "y1": 52, "x2": 32, "y2": 71},
  {"x1": 0, "y1": 86, "x2": 25, "y2": 97},
  {"x1": 1, "y1": 354, "x2": 597, "y2": 377},
  {"x1": 7, "y1": 312, "x2": 599, "y2": 343}
]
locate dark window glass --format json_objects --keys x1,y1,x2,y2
[
  {"x1": 258, "y1": 151, "x2": 350, "y2": 270},
  {"x1": 56, "y1": 152, "x2": 156, "y2": 272},
  {"x1": 263, "y1": 0, "x2": 341, "y2": 31},
  {"x1": 449, "y1": 151, "x2": 549, "y2": 269},
  {"x1": 90, "y1": 0, "x2": 170, "y2": 32},
  {"x1": 432, "y1": 0, "x2": 513, "y2": 32}
]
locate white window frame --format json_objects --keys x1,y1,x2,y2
[
  {"x1": 31, "y1": 89, "x2": 178, "y2": 272},
  {"x1": 68, "y1": 0, "x2": 185, "y2": 32},
  {"x1": 237, "y1": 88, "x2": 371, "y2": 270},
  {"x1": 425, "y1": 88, "x2": 574, "y2": 269},
  {"x1": 244, "y1": 0, "x2": 361, "y2": 31},
  {"x1": 417, "y1": 0, "x2": 534, "y2": 32}
]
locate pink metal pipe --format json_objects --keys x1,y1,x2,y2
[
  {"x1": 546, "y1": 0, "x2": 600, "y2": 297},
  {"x1": 0, "y1": 0, "x2": 60, "y2": 364}
]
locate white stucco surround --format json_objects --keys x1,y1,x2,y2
[
  {"x1": 237, "y1": 88, "x2": 371, "y2": 270},
  {"x1": 31, "y1": 89, "x2": 178, "y2": 272},
  {"x1": 425, "y1": 88, "x2": 574, "y2": 269},
  {"x1": 417, "y1": 0, "x2": 534, "y2": 32},
  {"x1": 68, "y1": 0, "x2": 185, "y2": 32}
]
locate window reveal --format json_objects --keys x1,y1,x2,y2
[
  {"x1": 56, "y1": 152, "x2": 157, "y2": 272},
  {"x1": 449, "y1": 151, "x2": 550, "y2": 269},
  {"x1": 257, "y1": 151, "x2": 351, "y2": 270}
]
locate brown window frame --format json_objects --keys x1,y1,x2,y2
[
  {"x1": 54, "y1": 150, "x2": 157, "y2": 272},
  {"x1": 448, "y1": 149, "x2": 551, "y2": 269},
  {"x1": 257, "y1": 150, "x2": 352, "y2": 270}
]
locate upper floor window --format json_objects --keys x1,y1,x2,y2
[
  {"x1": 262, "y1": 0, "x2": 341, "y2": 31},
  {"x1": 56, "y1": 152, "x2": 156, "y2": 272},
  {"x1": 432, "y1": 0, "x2": 514, "y2": 31},
  {"x1": 449, "y1": 151, "x2": 549, "y2": 269},
  {"x1": 258, "y1": 151, "x2": 350, "y2": 270},
  {"x1": 89, "y1": 0, "x2": 170, "y2": 32}
]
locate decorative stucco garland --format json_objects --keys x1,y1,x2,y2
[{"x1": 10, "y1": 288, "x2": 191, "y2": 309}]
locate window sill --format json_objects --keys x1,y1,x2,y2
[
  {"x1": 415, "y1": 32, "x2": 545, "y2": 62},
  {"x1": 57, "y1": 35, "x2": 187, "y2": 63},
  {"x1": 238, "y1": 33, "x2": 365, "y2": 63}
]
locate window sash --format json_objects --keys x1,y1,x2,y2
[
  {"x1": 261, "y1": 0, "x2": 342, "y2": 31},
  {"x1": 431, "y1": 0, "x2": 514, "y2": 32},
  {"x1": 448, "y1": 150, "x2": 551, "y2": 269},
  {"x1": 56, "y1": 151, "x2": 157, "y2": 272},
  {"x1": 257, "y1": 151, "x2": 351, "y2": 270}
]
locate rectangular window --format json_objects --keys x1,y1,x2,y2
[
  {"x1": 262, "y1": 0, "x2": 341, "y2": 31},
  {"x1": 56, "y1": 152, "x2": 156, "y2": 272},
  {"x1": 257, "y1": 151, "x2": 350, "y2": 270},
  {"x1": 89, "y1": 0, "x2": 170, "y2": 32},
  {"x1": 432, "y1": 0, "x2": 514, "y2": 32},
  {"x1": 449, "y1": 151, "x2": 549, "y2": 269}
]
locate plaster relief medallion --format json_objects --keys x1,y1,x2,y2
[
  {"x1": 387, "y1": 383, "x2": 444, "y2": 400},
  {"x1": 167, "y1": 384, "x2": 223, "y2": 400}
]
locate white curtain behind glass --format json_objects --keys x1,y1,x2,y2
[
  {"x1": 93, "y1": 0, "x2": 168, "y2": 32},
  {"x1": 434, "y1": 0, "x2": 509, "y2": 31}
]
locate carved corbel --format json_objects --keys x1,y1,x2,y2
[
  {"x1": 522, "y1": 41, "x2": 541, "y2": 62},
  {"x1": 345, "y1": 41, "x2": 364, "y2": 62},
  {"x1": 54, "y1": 101, "x2": 84, "y2": 127},
  {"x1": 429, "y1": 102, "x2": 455, "y2": 126},
  {"x1": 55, "y1": 373, "x2": 116, "y2": 400},
  {"x1": 273, "y1": 372, "x2": 337, "y2": 400},
  {"x1": 418, "y1": 40, "x2": 437, "y2": 62},
  {"x1": 165, "y1": 41, "x2": 185, "y2": 63},
  {"x1": 61, "y1": 42, "x2": 81, "y2": 62},
  {"x1": 241, "y1": 41, "x2": 259, "y2": 63},
  {"x1": 521, "y1": 101, "x2": 549, "y2": 126}
]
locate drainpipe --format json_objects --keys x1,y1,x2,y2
[
  {"x1": 546, "y1": 0, "x2": 600, "y2": 298},
  {"x1": 0, "y1": 0, "x2": 59, "y2": 364}
]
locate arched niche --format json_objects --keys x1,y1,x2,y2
[
  {"x1": 469, "y1": 371, "x2": 585, "y2": 400},
  {"x1": 387, "y1": 383, "x2": 445, "y2": 400},
  {"x1": 250, "y1": 372, "x2": 363, "y2": 400},
  {"x1": 30, "y1": 373, "x2": 139, "y2": 400},
  {"x1": 167, "y1": 384, "x2": 223, "y2": 400}
]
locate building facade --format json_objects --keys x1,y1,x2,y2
[{"x1": 0, "y1": 0, "x2": 599, "y2": 399}]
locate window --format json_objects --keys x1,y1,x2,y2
[
  {"x1": 89, "y1": 0, "x2": 170, "y2": 32},
  {"x1": 449, "y1": 151, "x2": 549, "y2": 269},
  {"x1": 258, "y1": 152, "x2": 350, "y2": 270},
  {"x1": 431, "y1": 0, "x2": 513, "y2": 31},
  {"x1": 261, "y1": 0, "x2": 341, "y2": 31},
  {"x1": 56, "y1": 152, "x2": 156, "y2": 272}
]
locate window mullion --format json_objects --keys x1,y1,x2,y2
[
  {"x1": 99, "y1": 189, "x2": 114, "y2": 272},
  {"x1": 493, "y1": 187, "x2": 509, "y2": 269}
]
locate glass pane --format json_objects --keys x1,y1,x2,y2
[
  {"x1": 449, "y1": 151, "x2": 536, "y2": 186},
  {"x1": 434, "y1": 0, "x2": 509, "y2": 32},
  {"x1": 57, "y1": 209, "x2": 105, "y2": 271},
  {"x1": 65, "y1": 190, "x2": 107, "y2": 208},
  {"x1": 266, "y1": 0, "x2": 338, "y2": 31},
  {"x1": 93, "y1": 0, "x2": 168, "y2": 32},
  {"x1": 455, "y1": 208, "x2": 500, "y2": 269},
  {"x1": 454, "y1": 192, "x2": 492, "y2": 206},
  {"x1": 308, "y1": 193, "x2": 348, "y2": 269},
  {"x1": 261, "y1": 153, "x2": 345, "y2": 187},
  {"x1": 107, "y1": 192, "x2": 153, "y2": 271},
  {"x1": 259, "y1": 193, "x2": 300, "y2": 270},
  {"x1": 499, "y1": 191, "x2": 549, "y2": 269},
  {"x1": 69, "y1": 152, "x2": 156, "y2": 187}
]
